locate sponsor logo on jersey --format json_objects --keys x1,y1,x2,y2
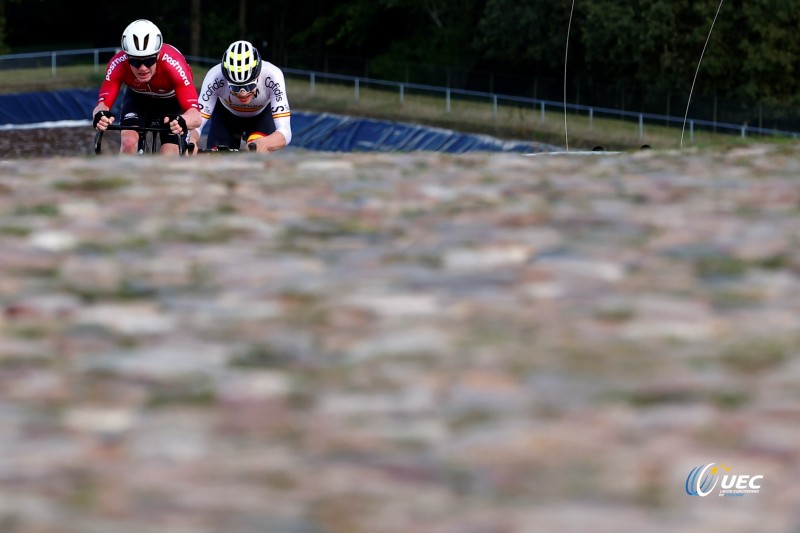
[
  {"x1": 264, "y1": 77, "x2": 283, "y2": 102},
  {"x1": 161, "y1": 52, "x2": 191, "y2": 87},
  {"x1": 202, "y1": 77, "x2": 227, "y2": 103},
  {"x1": 106, "y1": 54, "x2": 128, "y2": 81}
]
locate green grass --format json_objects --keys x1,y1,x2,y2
[
  {"x1": 0, "y1": 64, "x2": 107, "y2": 94},
  {"x1": 1, "y1": 63, "x2": 788, "y2": 151},
  {"x1": 285, "y1": 77, "x2": 788, "y2": 151}
]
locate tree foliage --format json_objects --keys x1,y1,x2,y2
[{"x1": 2, "y1": 0, "x2": 800, "y2": 106}]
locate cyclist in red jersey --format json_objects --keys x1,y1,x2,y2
[{"x1": 92, "y1": 19, "x2": 201, "y2": 155}]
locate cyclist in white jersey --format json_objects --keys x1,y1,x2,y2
[{"x1": 194, "y1": 40, "x2": 292, "y2": 152}]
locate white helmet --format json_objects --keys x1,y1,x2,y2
[
  {"x1": 121, "y1": 19, "x2": 163, "y2": 58},
  {"x1": 222, "y1": 41, "x2": 262, "y2": 84}
]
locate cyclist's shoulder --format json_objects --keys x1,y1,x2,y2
[
  {"x1": 157, "y1": 45, "x2": 194, "y2": 87},
  {"x1": 261, "y1": 60, "x2": 285, "y2": 76},
  {"x1": 261, "y1": 61, "x2": 288, "y2": 89},
  {"x1": 199, "y1": 64, "x2": 226, "y2": 92},
  {"x1": 204, "y1": 63, "x2": 224, "y2": 78},
  {"x1": 103, "y1": 50, "x2": 129, "y2": 79},
  {"x1": 109, "y1": 49, "x2": 127, "y2": 62},
  {"x1": 159, "y1": 43, "x2": 189, "y2": 62},
  {"x1": 160, "y1": 43, "x2": 189, "y2": 69}
]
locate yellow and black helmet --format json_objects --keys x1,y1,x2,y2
[{"x1": 222, "y1": 40, "x2": 262, "y2": 84}]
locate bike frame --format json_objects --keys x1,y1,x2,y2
[
  {"x1": 186, "y1": 140, "x2": 259, "y2": 154},
  {"x1": 94, "y1": 121, "x2": 187, "y2": 156}
]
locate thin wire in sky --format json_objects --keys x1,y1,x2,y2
[
  {"x1": 564, "y1": 0, "x2": 576, "y2": 151},
  {"x1": 681, "y1": 0, "x2": 725, "y2": 148}
]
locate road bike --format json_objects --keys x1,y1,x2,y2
[
  {"x1": 187, "y1": 142, "x2": 258, "y2": 154},
  {"x1": 94, "y1": 119, "x2": 188, "y2": 156}
]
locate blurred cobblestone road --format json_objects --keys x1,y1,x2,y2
[{"x1": 1, "y1": 145, "x2": 799, "y2": 532}]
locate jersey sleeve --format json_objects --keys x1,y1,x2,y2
[
  {"x1": 197, "y1": 65, "x2": 225, "y2": 134},
  {"x1": 160, "y1": 45, "x2": 200, "y2": 112},
  {"x1": 96, "y1": 51, "x2": 128, "y2": 109},
  {"x1": 264, "y1": 63, "x2": 292, "y2": 145}
]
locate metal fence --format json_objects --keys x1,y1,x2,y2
[
  {"x1": 2, "y1": 47, "x2": 799, "y2": 142},
  {"x1": 0, "y1": 47, "x2": 118, "y2": 76}
]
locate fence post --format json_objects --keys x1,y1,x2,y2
[{"x1": 11, "y1": 46, "x2": 800, "y2": 143}]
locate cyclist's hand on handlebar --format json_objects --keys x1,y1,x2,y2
[
  {"x1": 93, "y1": 110, "x2": 115, "y2": 131},
  {"x1": 165, "y1": 114, "x2": 188, "y2": 135}
]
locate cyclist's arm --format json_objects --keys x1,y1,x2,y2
[
  {"x1": 92, "y1": 102, "x2": 110, "y2": 116},
  {"x1": 271, "y1": 113, "x2": 291, "y2": 147},
  {"x1": 160, "y1": 46, "x2": 202, "y2": 133},
  {"x1": 196, "y1": 65, "x2": 224, "y2": 136},
  {"x1": 256, "y1": 63, "x2": 292, "y2": 151},
  {"x1": 252, "y1": 114, "x2": 290, "y2": 152},
  {"x1": 91, "y1": 102, "x2": 116, "y2": 132},
  {"x1": 184, "y1": 107, "x2": 202, "y2": 129},
  {"x1": 166, "y1": 107, "x2": 201, "y2": 135},
  {"x1": 93, "y1": 52, "x2": 127, "y2": 131}
]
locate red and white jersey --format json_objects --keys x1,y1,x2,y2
[
  {"x1": 197, "y1": 61, "x2": 292, "y2": 144},
  {"x1": 96, "y1": 44, "x2": 200, "y2": 111}
]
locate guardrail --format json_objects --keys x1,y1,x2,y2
[
  {"x1": 3, "y1": 47, "x2": 799, "y2": 143},
  {"x1": 0, "y1": 47, "x2": 119, "y2": 77},
  {"x1": 279, "y1": 68, "x2": 800, "y2": 143}
]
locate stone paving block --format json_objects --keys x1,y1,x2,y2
[{"x1": 0, "y1": 148, "x2": 799, "y2": 530}]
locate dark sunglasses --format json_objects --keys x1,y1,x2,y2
[
  {"x1": 129, "y1": 55, "x2": 158, "y2": 68},
  {"x1": 230, "y1": 82, "x2": 258, "y2": 93}
]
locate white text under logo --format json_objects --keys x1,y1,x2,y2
[{"x1": 686, "y1": 463, "x2": 763, "y2": 497}]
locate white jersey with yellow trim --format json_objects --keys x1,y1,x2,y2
[{"x1": 197, "y1": 60, "x2": 292, "y2": 144}]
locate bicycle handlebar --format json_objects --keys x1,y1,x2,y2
[
  {"x1": 189, "y1": 144, "x2": 242, "y2": 154},
  {"x1": 94, "y1": 122, "x2": 187, "y2": 156}
]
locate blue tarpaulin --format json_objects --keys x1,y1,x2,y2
[
  {"x1": 289, "y1": 112, "x2": 543, "y2": 153},
  {"x1": 0, "y1": 88, "x2": 548, "y2": 153},
  {"x1": 0, "y1": 88, "x2": 102, "y2": 125}
]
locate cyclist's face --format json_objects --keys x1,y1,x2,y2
[
  {"x1": 232, "y1": 88, "x2": 256, "y2": 103},
  {"x1": 230, "y1": 79, "x2": 258, "y2": 102},
  {"x1": 130, "y1": 59, "x2": 157, "y2": 82}
]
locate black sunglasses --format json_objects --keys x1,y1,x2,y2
[
  {"x1": 129, "y1": 55, "x2": 158, "y2": 68},
  {"x1": 230, "y1": 82, "x2": 258, "y2": 93}
]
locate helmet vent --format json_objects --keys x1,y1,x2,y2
[
  {"x1": 121, "y1": 19, "x2": 163, "y2": 57},
  {"x1": 132, "y1": 35, "x2": 150, "y2": 51},
  {"x1": 221, "y1": 40, "x2": 262, "y2": 84}
]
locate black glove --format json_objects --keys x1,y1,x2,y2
[
  {"x1": 93, "y1": 110, "x2": 114, "y2": 128},
  {"x1": 167, "y1": 114, "x2": 188, "y2": 135}
]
